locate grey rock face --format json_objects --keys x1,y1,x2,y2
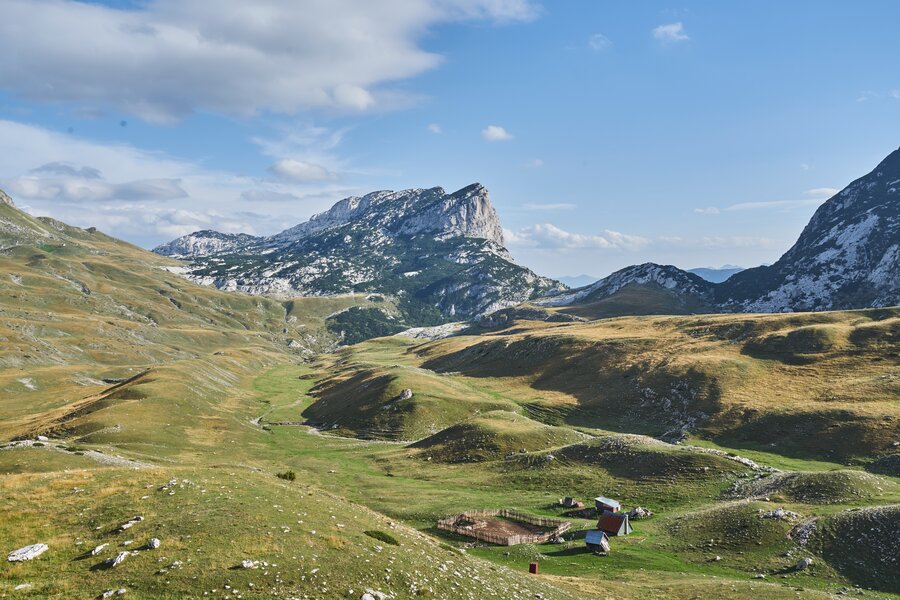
[
  {"x1": 7, "y1": 543, "x2": 48, "y2": 562},
  {"x1": 154, "y1": 184, "x2": 561, "y2": 324}
]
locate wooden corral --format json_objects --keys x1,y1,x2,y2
[{"x1": 437, "y1": 509, "x2": 571, "y2": 546}]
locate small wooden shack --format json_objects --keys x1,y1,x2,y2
[
  {"x1": 594, "y1": 496, "x2": 621, "y2": 513},
  {"x1": 597, "y1": 511, "x2": 633, "y2": 536},
  {"x1": 584, "y1": 530, "x2": 610, "y2": 554}
]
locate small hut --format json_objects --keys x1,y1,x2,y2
[
  {"x1": 597, "y1": 511, "x2": 632, "y2": 536},
  {"x1": 584, "y1": 530, "x2": 610, "y2": 554},
  {"x1": 594, "y1": 496, "x2": 621, "y2": 513}
]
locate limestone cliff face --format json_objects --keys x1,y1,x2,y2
[
  {"x1": 154, "y1": 184, "x2": 561, "y2": 322},
  {"x1": 0, "y1": 190, "x2": 14, "y2": 207}
]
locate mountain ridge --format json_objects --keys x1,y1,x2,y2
[
  {"x1": 539, "y1": 147, "x2": 900, "y2": 314},
  {"x1": 154, "y1": 183, "x2": 562, "y2": 324}
]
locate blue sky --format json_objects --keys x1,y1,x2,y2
[{"x1": 1, "y1": 1, "x2": 899, "y2": 279}]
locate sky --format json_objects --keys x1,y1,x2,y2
[{"x1": 1, "y1": 0, "x2": 899, "y2": 280}]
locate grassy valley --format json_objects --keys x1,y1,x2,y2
[{"x1": 2, "y1": 199, "x2": 899, "y2": 598}]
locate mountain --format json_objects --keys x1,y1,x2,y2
[
  {"x1": 539, "y1": 148, "x2": 900, "y2": 314},
  {"x1": 155, "y1": 184, "x2": 563, "y2": 324},
  {"x1": 718, "y1": 149, "x2": 900, "y2": 311},
  {"x1": 688, "y1": 265, "x2": 744, "y2": 283}
]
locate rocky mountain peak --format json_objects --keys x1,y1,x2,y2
[
  {"x1": 268, "y1": 184, "x2": 504, "y2": 247},
  {"x1": 0, "y1": 189, "x2": 14, "y2": 207}
]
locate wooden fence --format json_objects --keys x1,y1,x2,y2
[{"x1": 436, "y1": 509, "x2": 572, "y2": 546}]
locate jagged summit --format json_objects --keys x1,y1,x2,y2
[
  {"x1": 154, "y1": 184, "x2": 560, "y2": 323},
  {"x1": 0, "y1": 189, "x2": 14, "y2": 207}
]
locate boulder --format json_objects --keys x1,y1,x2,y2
[
  {"x1": 628, "y1": 507, "x2": 653, "y2": 520},
  {"x1": 104, "y1": 552, "x2": 129, "y2": 569},
  {"x1": 796, "y1": 557, "x2": 814, "y2": 570},
  {"x1": 146, "y1": 538, "x2": 160, "y2": 550},
  {"x1": 399, "y1": 389, "x2": 413, "y2": 401},
  {"x1": 7, "y1": 544, "x2": 48, "y2": 562}
]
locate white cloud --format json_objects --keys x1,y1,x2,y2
[
  {"x1": 523, "y1": 202, "x2": 575, "y2": 211},
  {"x1": 588, "y1": 33, "x2": 612, "y2": 51},
  {"x1": 693, "y1": 207, "x2": 720, "y2": 215},
  {"x1": 801, "y1": 163, "x2": 811, "y2": 171},
  {"x1": 505, "y1": 223, "x2": 649, "y2": 250},
  {"x1": 803, "y1": 187, "x2": 839, "y2": 198},
  {"x1": 0, "y1": 0, "x2": 539, "y2": 122},
  {"x1": 482, "y1": 125, "x2": 513, "y2": 141},
  {"x1": 427, "y1": 123, "x2": 443, "y2": 134},
  {"x1": 652, "y1": 22, "x2": 689, "y2": 43},
  {"x1": 0, "y1": 119, "x2": 357, "y2": 246},
  {"x1": 891, "y1": 90, "x2": 900, "y2": 100},
  {"x1": 269, "y1": 159, "x2": 336, "y2": 182},
  {"x1": 524, "y1": 158, "x2": 544, "y2": 168}
]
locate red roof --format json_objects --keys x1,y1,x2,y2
[{"x1": 597, "y1": 512, "x2": 630, "y2": 534}]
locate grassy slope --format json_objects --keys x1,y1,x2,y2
[
  {"x1": 3, "y1": 199, "x2": 900, "y2": 597},
  {"x1": 0, "y1": 202, "x2": 577, "y2": 599}
]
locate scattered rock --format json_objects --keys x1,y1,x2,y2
[
  {"x1": 399, "y1": 389, "x2": 413, "y2": 401},
  {"x1": 117, "y1": 516, "x2": 144, "y2": 532},
  {"x1": 90, "y1": 543, "x2": 108, "y2": 556},
  {"x1": 239, "y1": 559, "x2": 260, "y2": 569},
  {"x1": 100, "y1": 589, "x2": 127, "y2": 599},
  {"x1": 146, "y1": 538, "x2": 160, "y2": 550},
  {"x1": 36, "y1": 435, "x2": 49, "y2": 442},
  {"x1": 796, "y1": 557, "x2": 814, "y2": 570},
  {"x1": 103, "y1": 552, "x2": 129, "y2": 569},
  {"x1": 7, "y1": 543, "x2": 48, "y2": 562},
  {"x1": 14, "y1": 583, "x2": 32, "y2": 591}
]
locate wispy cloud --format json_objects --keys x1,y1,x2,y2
[
  {"x1": 482, "y1": 124, "x2": 513, "y2": 141},
  {"x1": 693, "y1": 206, "x2": 720, "y2": 215},
  {"x1": 524, "y1": 158, "x2": 544, "y2": 168},
  {"x1": 269, "y1": 159, "x2": 336, "y2": 182},
  {"x1": 725, "y1": 199, "x2": 824, "y2": 212},
  {"x1": 427, "y1": 123, "x2": 442, "y2": 134},
  {"x1": 653, "y1": 22, "x2": 689, "y2": 43},
  {"x1": 588, "y1": 33, "x2": 612, "y2": 51},
  {"x1": 803, "y1": 187, "x2": 838, "y2": 198}
]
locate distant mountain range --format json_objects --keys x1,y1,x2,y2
[
  {"x1": 154, "y1": 184, "x2": 562, "y2": 324},
  {"x1": 538, "y1": 147, "x2": 900, "y2": 315}
]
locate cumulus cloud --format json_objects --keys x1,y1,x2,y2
[
  {"x1": 0, "y1": 119, "x2": 358, "y2": 246},
  {"x1": 505, "y1": 223, "x2": 649, "y2": 250},
  {"x1": 482, "y1": 125, "x2": 513, "y2": 141},
  {"x1": 588, "y1": 33, "x2": 612, "y2": 51},
  {"x1": 0, "y1": 0, "x2": 539, "y2": 122},
  {"x1": 269, "y1": 159, "x2": 336, "y2": 182},
  {"x1": 653, "y1": 22, "x2": 689, "y2": 42}
]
